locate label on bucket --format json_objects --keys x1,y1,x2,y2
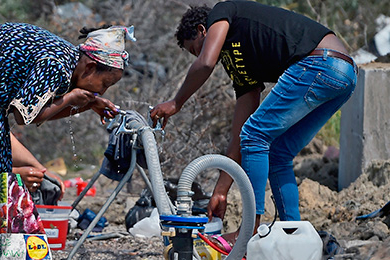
[
  {"x1": 40, "y1": 219, "x2": 68, "y2": 251},
  {"x1": 47, "y1": 244, "x2": 62, "y2": 249},
  {"x1": 44, "y1": 228, "x2": 59, "y2": 239}
]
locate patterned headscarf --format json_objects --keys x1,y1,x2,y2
[{"x1": 78, "y1": 26, "x2": 136, "y2": 69}]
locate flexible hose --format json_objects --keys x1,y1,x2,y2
[
  {"x1": 177, "y1": 154, "x2": 256, "y2": 260},
  {"x1": 138, "y1": 125, "x2": 173, "y2": 216}
]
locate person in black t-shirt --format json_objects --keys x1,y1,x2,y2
[{"x1": 151, "y1": 0, "x2": 357, "y2": 252}]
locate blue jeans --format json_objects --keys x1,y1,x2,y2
[{"x1": 240, "y1": 49, "x2": 358, "y2": 220}]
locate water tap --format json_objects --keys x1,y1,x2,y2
[{"x1": 148, "y1": 106, "x2": 165, "y2": 142}]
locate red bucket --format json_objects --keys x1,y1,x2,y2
[
  {"x1": 36, "y1": 205, "x2": 72, "y2": 250},
  {"x1": 76, "y1": 180, "x2": 96, "y2": 196}
]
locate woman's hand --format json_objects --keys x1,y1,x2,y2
[
  {"x1": 65, "y1": 88, "x2": 97, "y2": 108},
  {"x1": 89, "y1": 96, "x2": 119, "y2": 124},
  {"x1": 13, "y1": 167, "x2": 45, "y2": 193}
]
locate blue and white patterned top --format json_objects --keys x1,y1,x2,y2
[{"x1": 0, "y1": 22, "x2": 79, "y2": 172}]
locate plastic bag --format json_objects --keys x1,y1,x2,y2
[
  {"x1": 125, "y1": 189, "x2": 155, "y2": 230},
  {"x1": 129, "y1": 208, "x2": 161, "y2": 238},
  {"x1": 0, "y1": 172, "x2": 45, "y2": 234}
]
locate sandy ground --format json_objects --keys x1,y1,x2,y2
[{"x1": 50, "y1": 141, "x2": 390, "y2": 260}]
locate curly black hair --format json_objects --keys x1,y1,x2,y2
[{"x1": 175, "y1": 5, "x2": 211, "y2": 48}]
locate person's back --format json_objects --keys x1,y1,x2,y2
[
  {"x1": 0, "y1": 23, "x2": 79, "y2": 105},
  {"x1": 207, "y1": 0, "x2": 332, "y2": 85}
]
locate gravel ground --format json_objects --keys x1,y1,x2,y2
[{"x1": 49, "y1": 147, "x2": 390, "y2": 260}]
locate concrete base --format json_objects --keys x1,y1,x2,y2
[{"x1": 339, "y1": 63, "x2": 390, "y2": 190}]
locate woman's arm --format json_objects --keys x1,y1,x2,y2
[
  {"x1": 11, "y1": 133, "x2": 44, "y2": 169},
  {"x1": 13, "y1": 88, "x2": 118, "y2": 125},
  {"x1": 32, "y1": 88, "x2": 96, "y2": 123},
  {"x1": 11, "y1": 133, "x2": 66, "y2": 198},
  {"x1": 12, "y1": 88, "x2": 96, "y2": 125},
  {"x1": 46, "y1": 96, "x2": 119, "y2": 124}
]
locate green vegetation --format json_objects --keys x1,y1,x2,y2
[
  {"x1": 317, "y1": 110, "x2": 341, "y2": 147},
  {"x1": 0, "y1": 0, "x2": 32, "y2": 22}
]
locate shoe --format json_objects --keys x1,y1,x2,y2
[{"x1": 318, "y1": 231, "x2": 343, "y2": 257}]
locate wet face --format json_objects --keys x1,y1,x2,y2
[
  {"x1": 183, "y1": 29, "x2": 206, "y2": 57},
  {"x1": 83, "y1": 69, "x2": 123, "y2": 96},
  {"x1": 72, "y1": 56, "x2": 123, "y2": 96}
]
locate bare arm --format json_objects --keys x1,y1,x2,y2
[
  {"x1": 11, "y1": 133, "x2": 65, "y2": 198},
  {"x1": 207, "y1": 87, "x2": 262, "y2": 220},
  {"x1": 11, "y1": 133, "x2": 44, "y2": 169},
  {"x1": 32, "y1": 88, "x2": 96, "y2": 123},
  {"x1": 174, "y1": 20, "x2": 230, "y2": 108},
  {"x1": 150, "y1": 20, "x2": 230, "y2": 128},
  {"x1": 12, "y1": 88, "x2": 96, "y2": 125},
  {"x1": 46, "y1": 96, "x2": 118, "y2": 124},
  {"x1": 13, "y1": 88, "x2": 118, "y2": 125}
]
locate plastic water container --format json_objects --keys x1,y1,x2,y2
[
  {"x1": 36, "y1": 204, "x2": 72, "y2": 250},
  {"x1": 193, "y1": 217, "x2": 223, "y2": 260},
  {"x1": 246, "y1": 221, "x2": 323, "y2": 260}
]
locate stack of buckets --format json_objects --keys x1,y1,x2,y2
[{"x1": 36, "y1": 204, "x2": 73, "y2": 251}]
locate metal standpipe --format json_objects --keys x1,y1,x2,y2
[{"x1": 160, "y1": 215, "x2": 208, "y2": 260}]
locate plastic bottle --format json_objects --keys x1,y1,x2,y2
[{"x1": 246, "y1": 221, "x2": 323, "y2": 260}]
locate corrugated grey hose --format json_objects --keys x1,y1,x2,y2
[
  {"x1": 177, "y1": 154, "x2": 256, "y2": 260},
  {"x1": 127, "y1": 119, "x2": 174, "y2": 216}
]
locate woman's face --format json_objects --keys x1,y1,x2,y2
[
  {"x1": 74, "y1": 61, "x2": 123, "y2": 96},
  {"x1": 83, "y1": 69, "x2": 123, "y2": 96}
]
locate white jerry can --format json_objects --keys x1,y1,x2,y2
[{"x1": 246, "y1": 221, "x2": 323, "y2": 260}]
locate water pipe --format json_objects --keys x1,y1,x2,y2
[
  {"x1": 177, "y1": 154, "x2": 256, "y2": 260},
  {"x1": 125, "y1": 119, "x2": 174, "y2": 216}
]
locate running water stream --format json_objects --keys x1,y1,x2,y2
[{"x1": 69, "y1": 107, "x2": 81, "y2": 170}]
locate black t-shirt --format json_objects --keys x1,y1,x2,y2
[{"x1": 206, "y1": 0, "x2": 333, "y2": 98}]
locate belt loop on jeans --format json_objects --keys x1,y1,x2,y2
[{"x1": 323, "y1": 49, "x2": 328, "y2": 60}]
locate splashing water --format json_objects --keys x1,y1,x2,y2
[
  {"x1": 123, "y1": 100, "x2": 151, "y2": 108},
  {"x1": 69, "y1": 107, "x2": 82, "y2": 170}
]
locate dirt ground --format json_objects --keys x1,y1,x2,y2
[{"x1": 50, "y1": 138, "x2": 390, "y2": 260}]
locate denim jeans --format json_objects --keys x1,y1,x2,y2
[{"x1": 240, "y1": 49, "x2": 358, "y2": 220}]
